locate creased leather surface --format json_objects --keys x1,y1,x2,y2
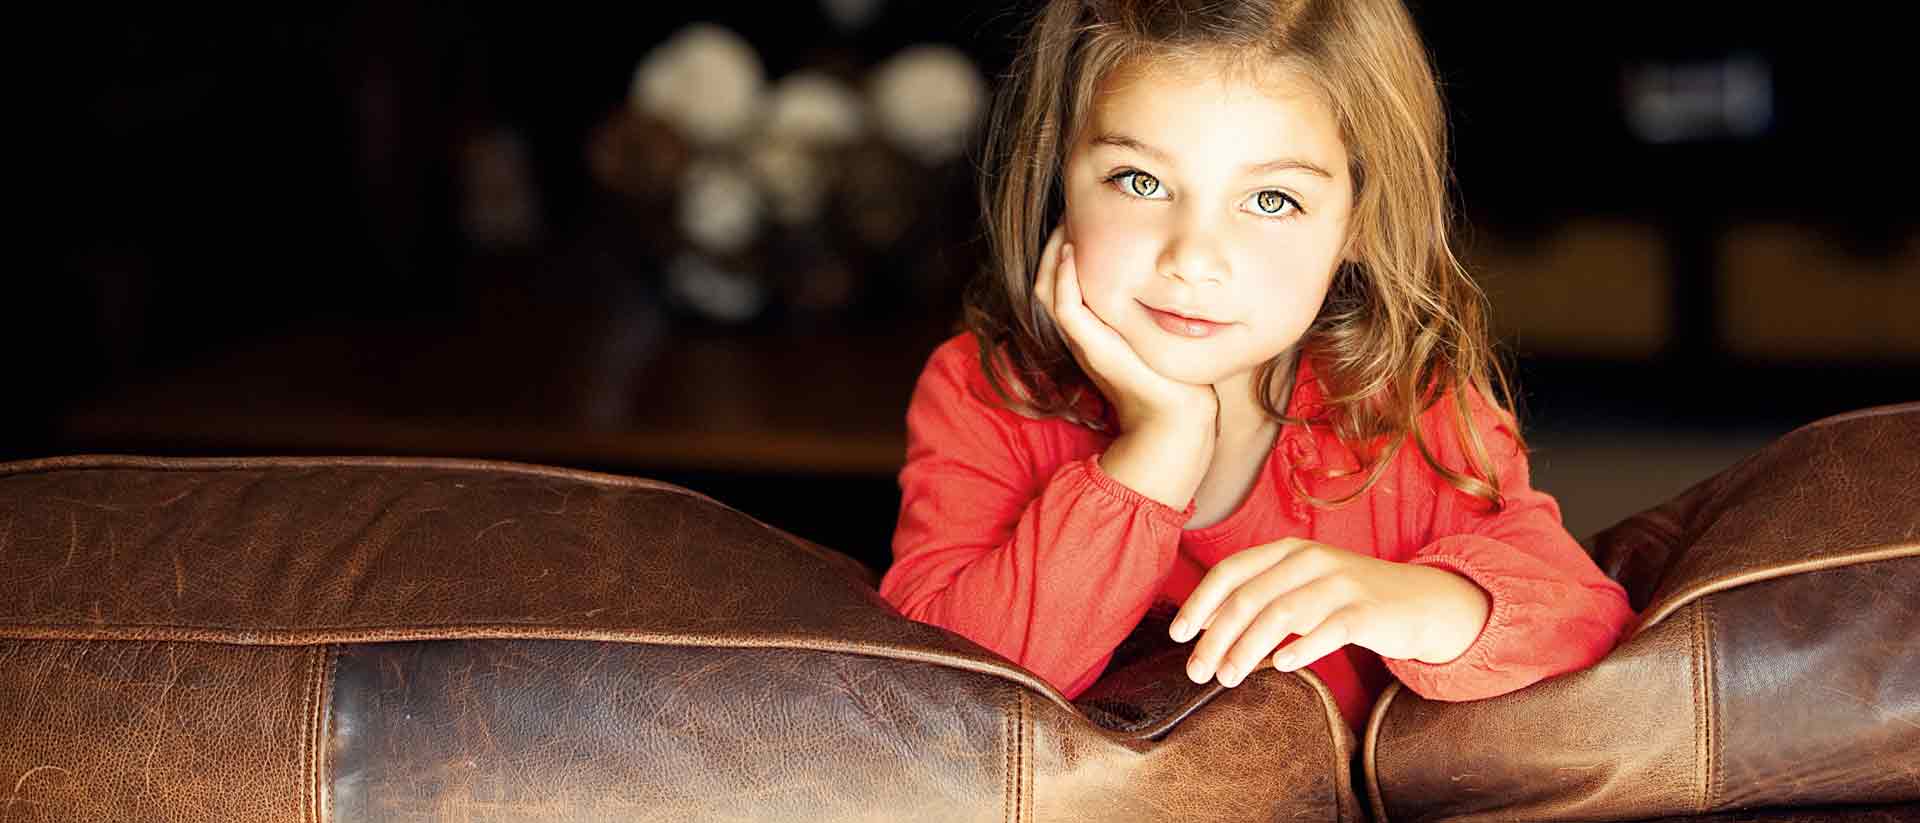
[
  {"x1": 1037, "y1": 665, "x2": 1359, "y2": 823},
  {"x1": 1050, "y1": 608, "x2": 1363, "y2": 822},
  {"x1": 1366, "y1": 606, "x2": 1704, "y2": 822},
  {"x1": 0, "y1": 455, "x2": 1042, "y2": 697},
  {"x1": 1623, "y1": 806, "x2": 1919, "y2": 823},
  {"x1": 1711, "y1": 561, "x2": 1920, "y2": 808},
  {"x1": 0, "y1": 639, "x2": 329, "y2": 822},
  {"x1": 6, "y1": 415, "x2": 1908, "y2": 823},
  {"x1": 0, "y1": 454, "x2": 1349, "y2": 822},
  {"x1": 328, "y1": 639, "x2": 1013, "y2": 822},
  {"x1": 1596, "y1": 402, "x2": 1920, "y2": 629},
  {"x1": 1369, "y1": 402, "x2": 1920, "y2": 822}
]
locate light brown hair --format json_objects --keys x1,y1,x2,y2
[{"x1": 963, "y1": 0, "x2": 1522, "y2": 511}]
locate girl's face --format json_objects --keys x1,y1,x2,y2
[{"x1": 1061, "y1": 56, "x2": 1354, "y2": 390}]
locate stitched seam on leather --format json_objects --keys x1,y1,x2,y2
[
  {"x1": 296, "y1": 645, "x2": 315, "y2": 823},
  {"x1": 319, "y1": 645, "x2": 338, "y2": 823},
  {"x1": 1638, "y1": 542, "x2": 1920, "y2": 629},
  {"x1": 1701, "y1": 597, "x2": 1719, "y2": 812},
  {"x1": 1689, "y1": 602, "x2": 1710, "y2": 814},
  {"x1": 1018, "y1": 689, "x2": 1032, "y2": 823},
  {"x1": 1003, "y1": 687, "x2": 1015, "y2": 823},
  {"x1": 1362, "y1": 682, "x2": 1396, "y2": 823},
  {"x1": 1307, "y1": 673, "x2": 1351, "y2": 823},
  {"x1": 0, "y1": 628, "x2": 1080, "y2": 709},
  {"x1": 312, "y1": 645, "x2": 330, "y2": 823}
]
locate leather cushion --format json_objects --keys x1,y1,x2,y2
[
  {"x1": 1366, "y1": 403, "x2": 1920, "y2": 821},
  {"x1": 0, "y1": 455, "x2": 1353, "y2": 821}
]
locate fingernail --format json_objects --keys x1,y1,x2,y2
[
  {"x1": 1219, "y1": 664, "x2": 1240, "y2": 686},
  {"x1": 1272, "y1": 652, "x2": 1295, "y2": 671},
  {"x1": 1187, "y1": 661, "x2": 1207, "y2": 684},
  {"x1": 1062, "y1": 243, "x2": 1073, "y2": 259},
  {"x1": 1169, "y1": 620, "x2": 1189, "y2": 642}
]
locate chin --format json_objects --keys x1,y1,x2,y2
[{"x1": 1133, "y1": 343, "x2": 1244, "y2": 387}]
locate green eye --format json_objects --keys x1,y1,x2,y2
[
  {"x1": 1127, "y1": 172, "x2": 1160, "y2": 197},
  {"x1": 1250, "y1": 190, "x2": 1301, "y2": 217}
]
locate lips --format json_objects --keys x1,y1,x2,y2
[
  {"x1": 1150, "y1": 305, "x2": 1228, "y2": 324},
  {"x1": 1143, "y1": 302, "x2": 1229, "y2": 338}
]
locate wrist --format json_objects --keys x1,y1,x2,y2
[
  {"x1": 1133, "y1": 403, "x2": 1217, "y2": 441},
  {"x1": 1099, "y1": 424, "x2": 1211, "y2": 511},
  {"x1": 1415, "y1": 569, "x2": 1493, "y2": 664}
]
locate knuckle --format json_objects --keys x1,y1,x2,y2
[
  {"x1": 1226, "y1": 550, "x2": 1269, "y2": 574},
  {"x1": 1318, "y1": 613, "x2": 1355, "y2": 644},
  {"x1": 1256, "y1": 604, "x2": 1291, "y2": 631},
  {"x1": 1221, "y1": 592, "x2": 1261, "y2": 620},
  {"x1": 1318, "y1": 570, "x2": 1358, "y2": 598}
]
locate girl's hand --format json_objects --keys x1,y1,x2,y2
[
  {"x1": 1032, "y1": 223, "x2": 1218, "y2": 434},
  {"x1": 1168, "y1": 538, "x2": 1493, "y2": 687}
]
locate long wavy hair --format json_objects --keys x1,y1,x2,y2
[{"x1": 963, "y1": 0, "x2": 1523, "y2": 511}]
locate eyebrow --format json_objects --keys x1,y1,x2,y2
[{"x1": 1091, "y1": 132, "x2": 1334, "y2": 179}]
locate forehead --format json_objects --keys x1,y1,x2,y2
[{"x1": 1084, "y1": 53, "x2": 1346, "y2": 172}]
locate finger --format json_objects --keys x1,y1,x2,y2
[
  {"x1": 1031, "y1": 224, "x2": 1068, "y2": 319},
  {"x1": 1052, "y1": 240, "x2": 1086, "y2": 331},
  {"x1": 1218, "y1": 575, "x2": 1352, "y2": 687},
  {"x1": 1170, "y1": 539, "x2": 1305, "y2": 644},
  {"x1": 1053, "y1": 244, "x2": 1204, "y2": 405},
  {"x1": 1270, "y1": 607, "x2": 1359, "y2": 674},
  {"x1": 1182, "y1": 549, "x2": 1325, "y2": 685},
  {"x1": 1050, "y1": 241, "x2": 1105, "y2": 371}
]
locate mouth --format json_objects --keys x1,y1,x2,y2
[
  {"x1": 1148, "y1": 304, "x2": 1228, "y2": 324},
  {"x1": 1142, "y1": 302, "x2": 1229, "y2": 338}
]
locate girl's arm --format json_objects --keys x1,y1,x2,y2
[
  {"x1": 879, "y1": 339, "x2": 1201, "y2": 698},
  {"x1": 1383, "y1": 387, "x2": 1639, "y2": 702}
]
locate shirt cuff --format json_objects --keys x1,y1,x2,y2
[
  {"x1": 1082, "y1": 455, "x2": 1197, "y2": 529},
  {"x1": 1384, "y1": 552, "x2": 1511, "y2": 693}
]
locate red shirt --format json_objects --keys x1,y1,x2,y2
[{"x1": 880, "y1": 332, "x2": 1637, "y2": 735}]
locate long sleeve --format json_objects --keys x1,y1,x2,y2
[
  {"x1": 1382, "y1": 387, "x2": 1638, "y2": 702},
  {"x1": 879, "y1": 339, "x2": 1195, "y2": 698}
]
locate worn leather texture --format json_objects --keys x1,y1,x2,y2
[
  {"x1": 1366, "y1": 402, "x2": 1919, "y2": 822},
  {"x1": 0, "y1": 455, "x2": 1352, "y2": 822},
  {"x1": 1, "y1": 403, "x2": 1914, "y2": 821}
]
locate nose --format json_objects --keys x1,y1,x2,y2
[{"x1": 1155, "y1": 216, "x2": 1230, "y2": 287}]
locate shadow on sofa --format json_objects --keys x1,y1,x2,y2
[{"x1": 1, "y1": 403, "x2": 1914, "y2": 822}]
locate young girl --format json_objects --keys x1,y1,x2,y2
[{"x1": 879, "y1": 0, "x2": 1636, "y2": 735}]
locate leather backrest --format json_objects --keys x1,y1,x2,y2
[
  {"x1": 1366, "y1": 403, "x2": 1920, "y2": 821},
  {"x1": 0, "y1": 455, "x2": 1354, "y2": 821}
]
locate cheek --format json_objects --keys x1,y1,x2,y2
[{"x1": 1062, "y1": 212, "x2": 1150, "y2": 314}]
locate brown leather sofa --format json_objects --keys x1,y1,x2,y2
[{"x1": 1, "y1": 403, "x2": 1914, "y2": 822}]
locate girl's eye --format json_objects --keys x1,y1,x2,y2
[
  {"x1": 1108, "y1": 170, "x2": 1166, "y2": 199},
  {"x1": 1103, "y1": 170, "x2": 1302, "y2": 219},
  {"x1": 1248, "y1": 189, "x2": 1302, "y2": 218}
]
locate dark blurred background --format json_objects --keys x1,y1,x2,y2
[{"x1": 24, "y1": 2, "x2": 1917, "y2": 573}]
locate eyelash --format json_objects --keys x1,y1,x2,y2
[{"x1": 1100, "y1": 169, "x2": 1306, "y2": 220}]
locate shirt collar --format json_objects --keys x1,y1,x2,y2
[{"x1": 1287, "y1": 352, "x2": 1328, "y2": 421}]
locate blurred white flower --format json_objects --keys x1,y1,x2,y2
[
  {"x1": 630, "y1": 24, "x2": 765, "y2": 146},
  {"x1": 747, "y1": 139, "x2": 829, "y2": 225},
  {"x1": 869, "y1": 44, "x2": 986, "y2": 165},
  {"x1": 668, "y1": 252, "x2": 769, "y2": 324},
  {"x1": 678, "y1": 159, "x2": 763, "y2": 255},
  {"x1": 766, "y1": 71, "x2": 866, "y2": 146}
]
